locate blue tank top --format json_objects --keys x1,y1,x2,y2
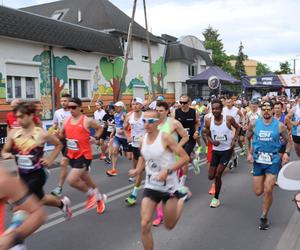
[
  {"x1": 253, "y1": 118, "x2": 281, "y2": 165},
  {"x1": 114, "y1": 112, "x2": 126, "y2": 138}
]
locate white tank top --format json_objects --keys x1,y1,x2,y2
[
  {"x1": 129, "y1": 112, "x2": 145, "y2": 147},
  {"x1": 141, "y1": 131, "x2": 179, "y2": 193},
  {"x1": 210, "y1": 116, "x2": 233, "y2": 151},
  {"x1": 223, "y1": 106, "x2": 239, "y2": 124}
]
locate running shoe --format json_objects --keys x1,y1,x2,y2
[
  {"x1": 192, "y1": 158, "x2": 201, "y2": 175},
  {"x1": 51, "y1": 186, "x2": 63, "y2": 197},
  {"x1": 228, "y1": 161, "x2": 233, "y2": 171},
  {"x1": 210, "y1": 197, "x2": 220, "y2": 208},
  {"x1": 233, "y1": 155, "x2": 238, "y2": 168},
  {"x1": 106, "y1": 169, "x2": 118, "y2": 176},
  {"x1": 152, "y1": 217, "x2": 163, "y2": 227},
  {"x1": 61, "y1": 196, "x2": 72, "y2": 220},
  {"x1": 178, "y1": 186, "x2": 192, "y2": 201},
  {"x1": 125, "y1": 194, "x2": 137, "y2": 206},
  {"x1": 96, "y1": 194, "x2": 107, "y2": 214},
  {"x1": 85, "y1": 192, "x2": 97, "y2": 209},
  {"x1": 105, "y1": 157, "x2": 112, "y2": 164},
  {"x1": 208, "y1": 183, "x2": 216, "y2": 195},
  {"x1": 100, "y1": 153, "x2": 106, "y2": 160},
  {"x1": 128, "y1": 176, "x2": 135, "y2": 182},
  {"x1": 259, "y1": 217, "x2": 269, "y2": 230},
  {"x1": 196, "y1": 146, "x2": 202, "y2": 154},
  {"x1": 240, "y1": 150, "x2": 245, "y2": 156}
]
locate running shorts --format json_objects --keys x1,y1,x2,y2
[
  {"x1": 132, "y1": 146, "x2": 141, "y2": 160},
  {"x1": 69, "y1": 156, "x2": 91, "y2": 170},
  {"x1": 143, "y1": 188, "x2": 184, "y2": 204},
  {"x1": 292, "y1": 135, "x2": 300, "y2": 144},
  {"x1": 183, "y1": 139, "x2": 196, "y2": 156},
  {"x1": 253, "y1": 162, "x2": 280, "y2": 176},
  {"x1": 211, "y1": 149, "x2": 233, "y2": 168},
  {"x1": 19, "y1": 168, "x2": 47, "y2": 200},
  {"x1": 113, "y1": 136, "x2": 130, "y2": 152}
]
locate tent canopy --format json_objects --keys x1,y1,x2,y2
[
  {"x1": 186, "y1": 66, "x2": 240, "y2": 84},
  {"x1": 242, "y1": 73, "x2": 283, "y2": 89}
]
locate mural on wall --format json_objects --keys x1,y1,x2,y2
[
  {"x1": 0, "y1": 73, "x2": 6, "y2": 99},
  {"x1": 151, "y1": 57, "x2": 167, "y2": 94},
  {"x1": 53, "y1": 56, "x2": 75, "y2": 109},
  {"x1": 125, "y1": 75, "x2": 146, "y2": 95},
  {"x1": 99, "y1": 57, "x2": 126, "y2": 102},
  {"x1": 33, "y1": 51, "x2": 52, "y2": 119}
]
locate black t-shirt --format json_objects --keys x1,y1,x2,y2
[
  {"x1": 175, "y1": 108, "x2": 196, "y2": 139},
  {"x1": 103, "y1": 114, "x2": 115, "y2": 133}
]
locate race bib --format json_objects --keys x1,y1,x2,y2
[
  {"x1": 17, "y1": 155, "x2": 34, "y2": 169},
  {"x1": 256, "y1": 152, "x2": 272, "y2": 165},
  {"x1": 148, "y1": 174, "x2": 166, "y2": 187},
  {"x1": 214, "y1": 135, "x2": 227, "y2": 141},
  {"x1": 66, "y1": 139, "x2": 79, "y2": 151},
  {"x1": 107, "y1": 125, "x2": 114, "y2": 132}
]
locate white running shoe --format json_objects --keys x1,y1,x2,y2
[{"x1": 61, "y1": 196, "x2": 72, "y2": 221}]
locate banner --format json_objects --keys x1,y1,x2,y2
[
  {"x1": 278, "y1": 74, "x2": 300, "y2": 87},
  {"x1": 242, "y1": 74, "x2": 282, "y2": 89}
]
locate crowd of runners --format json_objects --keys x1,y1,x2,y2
[{"x1": 1, "y1": 92, "x2": 300, "y2": 250}]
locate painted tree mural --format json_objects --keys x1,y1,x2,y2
[
  {"x1": 151, "y1": 57, "x2": 167, "y2": 94},
  {"x1": 99, "y1": 57, "x2": 126, "y2": 102},
  {"x1": 0, "y1": 73, "x2": 6, "y2": 99},
  {"x1": 53, "y1": 56, "x2": 75, "y2": 109}
]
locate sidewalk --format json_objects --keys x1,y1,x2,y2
[{"x1": 0, "y1": 145, "x2": 101, "y2": 172}]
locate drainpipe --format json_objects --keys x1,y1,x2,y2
[
  {"x1": 161, "y1": 41, "x2": 167, "y2": 95},
  {"x1": 49, "y1": 46, "x2": 55, "y2": 119}
]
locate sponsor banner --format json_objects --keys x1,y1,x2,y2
[{"x1": 278, "y1": 74, "x2": 300, "y2": 87}]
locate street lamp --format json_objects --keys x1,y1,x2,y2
[{"x1": 293, "y1": 55, "x2": 300, "y2": 74}]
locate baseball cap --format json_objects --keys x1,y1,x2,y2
[
  {"x1": 132, "y1": 97, "x2": 143, "y2": 105},
  {"x1": 250, "y1": 98, "x2": 259, "y2": 105},
  {"x1": 114, "y1": 101, "x2": 125, "y2": 107},
  {"x1": 261, "y1": 101, "x2": 273, "y2": 108},
  {"x1": 191, "y1": 100, "x2": 197, "y2": 105},
  {"x1": 156, "y1": 96, "x2": 165, "y2": 101}
]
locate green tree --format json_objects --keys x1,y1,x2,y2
[
  {"x1": 256, "y1": 62, "x2": 271, "y2": 76},
  {"x1": 202, "y1": 25, "x2": 235, "y2": 75},
  {"x1": 274, "y1": 61, "x2": 292, "y2": 74},
  {"x1": 234, "y1": 42, "x2": 246, "y2": 79},
  {"x1": 151, "y1": 57, "x2": 167, "y2": 94}
]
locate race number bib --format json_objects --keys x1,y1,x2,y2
[
  {"x1": 256, "y1": 152, "x2": 272, "y2": 165},
  {"x1": 148, "y1": 174, "x2": 166, "y2": 187},
  {"x1": 214, "y1": 135, "x2": 227, "y2": 141},
  {"x1": 132, "y1": 136, "x2": 140, "y2": 147},
  {"x1": 17, "y1": 155, "x2": 34, "y2": 169},
  {"x1": 66, "y1": 139, "x2": 79, "y2": 151},
  {"x1": 107, "y1": 125, "x2": 114, "y2": 132}
]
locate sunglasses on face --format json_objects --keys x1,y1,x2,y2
[
  {"x1": 261, "y1": 107, "x2": 272, "y2": 111},
  {"x1": 142, "y1": 118, "x2": 159, "y2": 124},
  {"x1": 68, "y1": 105, "x2": 79, "y2": 110},
  {"x1": 179, "y1": 101, "x2": 188, "y2": 105}
]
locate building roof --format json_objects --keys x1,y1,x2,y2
[
  {"x1": 0, "y1": 6, "x2": 123, "y2": 56},
  {"x1": 21, "y1": 0, "x2": 162, "y2": 44},
  {"x1": 186, "y1": 66, "x2": 240, "y2": 84},
  {"x1": 166, "y1": 43, "x2": 213, "y2": 66}
]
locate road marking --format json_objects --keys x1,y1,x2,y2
[{"x1": 37, "y1": 148, "x2": 242, "y2": 233}]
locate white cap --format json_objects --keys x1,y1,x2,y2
[
  {"x1": 114, "y1": 101, "x2": 125, "y2": 107},
  {"x1": 132, "y1": 97, "x2": 143, "y2": 105},
  {"x1": 149, "y1": 100, "x2": 157, "y2": 110},
  {"x1": 235, "y1": 100, "x2": 242, "y2": 105},
  {"x1": 191, "y1": 100, "x2": 196, "y2": 105}
]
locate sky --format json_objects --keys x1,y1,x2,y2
[{"x1": 3, "y1": 0, "x2": 300, "y2": 72}]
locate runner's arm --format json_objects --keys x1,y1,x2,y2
[
  {"x1": 193, "y1": 111, "x2": 200, "y2": 139},
  {"x1": 123, "y1": 113, "x2": 131, "y2": 141},
  {"x1": 228, "y1": 116, "x2": 241, "y2": 142},
  {"x1": 204, "y1": 117, "x2": 213, "y2": 144},
  {"x1": 41, "y1": 131, "x2": 63, "y2": 167},
  {"x1": 246, "y1": 120, "x2": 255, "y2": 155},
  {"x1": 87, "y1": 118, "x2": 104, "y2": 141},
  {"x1": 280, "y1": 123, "x2": 292, "y2": 155},
  {"x1": 0, "y1": 168, "x2": 46, "y2": 248},
  {"x1": 174, "y1": 120, "x2": 189, "y2": 147}
]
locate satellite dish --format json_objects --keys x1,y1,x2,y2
[{"x1": 208, "y1": 76, "x2": 220, "y2": 90}]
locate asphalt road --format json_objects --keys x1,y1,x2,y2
[{"x1": 11, "y1": 151, "x2": 297, "y2": 250}]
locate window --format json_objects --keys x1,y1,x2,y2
[
  {"x1": 6, "y1": 76, "x2": 38, "y2": 100},
  {"x1": 188, "y1": 64, "x2": 197, "y2": 77},
  {"x1": 69, "y1": 79, "x2": 90, "y2": 99}
]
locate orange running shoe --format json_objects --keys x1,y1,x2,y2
[
  {"x1": 85, "y1": 192, "x2": 97, "y2": 209},
  {"x1": 152, "y1": 217, "x2": 163, "y2": 227},
  {"x1": 209, "y1": 183, "x2": 216, "y2": 195},
  {"x1": 106, "y1": 169, "x2": 118, "y2": 176},
  {"x1": 97, "y1": 194, "x2": 107, "y2": 214}
]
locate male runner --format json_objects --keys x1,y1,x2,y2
[
  {"x1": 106, "y1": 101, "x2": 129, "y2": 176},
  {"x1": 50, "y1": 93, "x2": 71, "y2": 197},
  {"x1": 247, "y1": 101, "x2": 291, "y2": 230},
  {"x1": 0, "y1": 167, "x2": 46, "y2": 249},
  {"x1": 204, "y1": 99, "x2": 240, "y2": 208},
  {"x1": 195, "y1": 98, "x2": 207, "y2": 153},
  {"x1": 102, "y1": 106, "x2": 115, "y2": 164},
  {"x1": 94, "y1": 100, "x2": 107, "y2": 160},
  {"x1": 172, "y1": 95, "x2": 200, "y2": 187},
  {"x1": 60, "y1": 97, "x2": 107, "y2": 214},
  {"x1": 2, "y1": 102, "x2": 72, "y2": 220},
  {"x1": 128, "y1": 109, "x2": 189, "y2": 250}
]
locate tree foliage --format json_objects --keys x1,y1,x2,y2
[
  {"x1": 274, "y1": 61, "x2": 293, "y2": 74},
  {"x1": 234, "y1": 42, "x2": 246, "y2": 79},
  {"x1": 256, "y1": 62, "x2": 271, "y2": 76}
]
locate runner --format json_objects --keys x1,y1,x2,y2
[
  {"x1": 106, "y1": 101, "x2": 130, "y2": 176},
  {"x1": 102, "y1": 106, "x2": 115, "y2": 164},
  {"x1": 172, "y1": 95, "x2": 200, "y2": 189},
  {"x1": 0, "y1": 167, "x2": 46, "y2": 249},
  {"x1": 93, "y1": 100, "x2": 107, "y2": 160},
  {"x1": 50, "y1": 93, "x2": 71, "y2": 197},
  {"x1": 285, "y1": 96, "x2": 300, "y2": 157},
  {"x1": 2, "y1": 102, "x2": 72, "y2": 220},
  {"x1": 124, "y1": 97, "x2": 145, "y2": 204},
  {"x1": 128, "y1": 109, "x2": 189, "y2": 250},
  {"x1": 195, "y1": 98, "x2": 207, "y2": 154},
  {"x1": 204, "y1": 99, "x2": 240, "y2": 208},
  {"x1": 151, "y1": 101, "x2": 189, "y2": 226},
  {"x1": 234, "y1": 99, "x2": 247, "y2": 156},
  {"x1": 61, "y1": 97, "x2": 107, "y2": 214},
  {"x1": 246, "y1": 101, "x2": 291, "y2": 230}
]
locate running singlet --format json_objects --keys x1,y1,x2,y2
[
  {"x1": 11, "y1": 127, "x2": 45, "y2": 174},
  {"x1": 175, "y1": 108, "x2": 196, "y2": 139},
  {"x1": 223, "y1": 106, "x2": 239, "y2": 124},
  {"x1": 129, "y1": 112, "x2": 145, "y2": 148},
  {"x1": 53, "y1": 109, "x2": 71, "y2": 129},
  {"x1": 141, "y1": 131, "x2": 179, "y2": 193},
  {"x1": 65, "y1": 115, "x2": 92, "y2": 160},
  {"x1": 292, "y1": 105, "x2": 300, "y2": 136},
  {"x1": 210, "y1": 116, "x2": 233, "y2": 151},
  {"x1": 253, "y1": 118, "x2": 281, "y2": 165},
  {"x1": 158, "y1": 117, "x2": 178, "y2": 142},
  {"x1": 114, "y1": 112, "x2": 126, "y2": 139}
]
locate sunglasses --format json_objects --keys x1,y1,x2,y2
[
  {"x1": 68, "y1": 105, "x2": 79, "y2": 110},
  {"x1": 142, "y1": 118, "x2": 159, "y2": 124},
  {"x1": 179, "y1": 101, "x2": 188, "y2": 105},
  {"x1": 261, "y1": 107, "x2": 272, "y2": 111}
]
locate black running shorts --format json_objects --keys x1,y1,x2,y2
[
  {"x1": 143, "y1": 188, "x2": 183, "y2": 204},
  {"x1": 69, "y1": 156, "x2": 91, "y2": 170},
  {"x1": 211, "y1": 149, "x2": 233, "y2": 168}
]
